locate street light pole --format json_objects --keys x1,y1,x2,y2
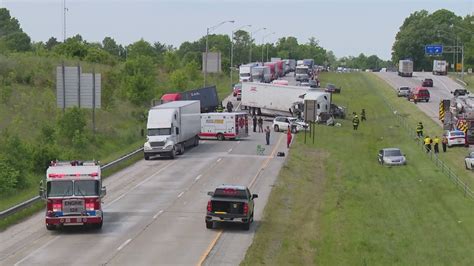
[
  {"x1": 250, "y1": 27, "x2": 266, "y2": 63},
  {"x1": 230, "y1": 24, "x2": 251, "y2": 89},
  {"x1": 204, "y1": 20, "x2": 235, "y2": 87},
  {"x1": 262, "y1": 32, "x2": 275, "y2": 63}
]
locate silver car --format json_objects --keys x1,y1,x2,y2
[
  {"x1": 378, "y1": 148, "x2": 407, "y2": 166},
  {"x1": 397, "y1": 86, "x2": 410, "y2": 97}
]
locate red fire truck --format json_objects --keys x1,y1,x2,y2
[{"x1": 40, "y1": 160, "x2": 106, "y2": 230}]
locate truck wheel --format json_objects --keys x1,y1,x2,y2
[
  {"x1": 274, "y1": 125, "x2": 279, "y2": 132},
  {"x1": 217, "y1": 133, "x2": 225, "y2": 141},
  {"x1": 206, "y1": 221, "x2": 213, "y2": 229},
  {"x1": 93, "y1": 220, "x2": 103, "y2": 230},
  {"x1": 170, "y1": 148, "x2": 176, "y2": 159},
  {"x1": 46, "y1": 224, "x2": 55, "y2": 231},
  {"x1": 193, "y1": 136, "x2": 199, "y2": 147},
  {"x1": 144, "y1": 155, "x2": 150, "y2": 161},
  {"x1": 180, "y1": 145, "x2": 185, "y2": 155},
  {"x1": 242, "y1": 221, "x2": 250, "y2": 231}
]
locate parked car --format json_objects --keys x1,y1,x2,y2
[
  {"x1": 273, "y1": 116, "x2": 308, "y2": 133},
  {"x1": 422, "y1": 78, "x2": 433, "y2": 87},
  {"x1": 377, "y1": 148, "x2": 407, "y2": 166},
  {"x1": 397, "y1": 86, "x2": 411, "y2": 97},
  {"x1": 408, "y1": 87, "x2": 430, "y2": 103},
  {"x1": 233, "y1": 83, "x2": 242, "y2": 100},
  {"x1": 325, "y1": 83, "x2": 341, "y2": 93},
  {"x1": 452, "y1": 88, "x2": 469, "y2": 97},
  {"x1": 206, "y1": 185, "x2": 257, "y2": 230},
  {"x1": 445, "y1": 130, "x2": 466, "y2": 147},
  {"x1": 464, "y1": 152, "x2": 474, "y2": 170},
  {"x1": 308, "y1": 80, "x2": 319, "y2": 88}
]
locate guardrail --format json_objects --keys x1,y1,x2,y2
[
  {"x1": 0, "y1": 147, "x2": 144, "y2": 220},
  {"x1": 373, "y1": 86, "x2": 474, "y2": 200}
]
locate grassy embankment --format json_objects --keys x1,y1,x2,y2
[{"x1": 242, "y1": 72, "x2": 474, "y2": 265}]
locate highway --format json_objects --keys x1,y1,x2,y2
[
  {"x1": 0, "y1": 104, "x2": 289, "y2": 265},
  {"x1": 375, "y1": 71, "x2": 466, "y2": 127}
]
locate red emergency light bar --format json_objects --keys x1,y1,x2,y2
[{"x1": 48, "y1": 172, "x2": 99, "y2": 178}]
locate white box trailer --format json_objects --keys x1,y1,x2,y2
[
  {"x1": 398, "y1": 59, "x2": 413, "y2": 77},
  {"x1": 241, "y1": 82, "x2": 331, "y2": 117},
  {"x1": 239, "y1": 65, "x2": 253, "y2": 82},
  {"x1": 144, "y1": 100, "x2": 201, "y2": 159},
  {"x1": 433, "y1": 60, "x2": 447, "y2": 75},
  {"x1": 199, "y1": 112, "x2": 249, "y2": 141}
]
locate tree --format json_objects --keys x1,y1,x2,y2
[
  {"x1": 102, "y1": 36, "x2": 120, "y2": 57},
  {"x1": 57, "y1": 107, "x2": 87, "y2": 140},
  {"x1": 127, "y1": 39, "x2": 155, "y2": 59},
  {"x1": 0, "y1": 9, "x2": 31, "y2": 52},
  {"x1": 121, "y1": 56, "x2": 156, "y2": 106},
  {"x1": 45, "y1": 37, "x2": 60, "y2": 50}
]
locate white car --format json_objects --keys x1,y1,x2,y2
[
  {"x1": 377, "y1": 148, "x2": 407, "y2": 166},
  {"x1": 273, "y1": 116, "x2": 308, "y2": 133},
  {"x1": 465, "y1": 152, "x2": 474, "y2": 170},
  {"x1": 446, "y1": 130, "x2": 466, "y2": 147}
]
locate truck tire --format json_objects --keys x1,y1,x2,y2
[
  {"x1": 242, "y1": 221, "x2": 250, "y2": 231},
  {"x1": 193, "y1": 136, "x2": 199, "y2": 147},
  {"x1": 92, "y1": 220, "x2": 103, "y2": 230},
  {"x1": 170, "y1": 148, "x2": 176, "y2": 159},
  {"x1": 180, "y1": 145, "x2": 185, "y2": 155},
  {"x1": 46, "y1": 224, "x2": 55, "y2": 231},
  {"x1": 217, "y1": 133, "x2": 225, "y2": 141},
  {"x1": 144, "y1": 155, "x2": 150, "y2": 161},
  {"x1": 206, "y1": 221, "x2": 213, "y2": 229},
  {"x1": 274, "y1": 125, "x2": 279, "y2": 132}
]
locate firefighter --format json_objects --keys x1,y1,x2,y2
[
  {"x1": 416, "y1": 122, "x2": 424, "y2": 137},
  {"x1": 442, "y1": 135, "x2": 448, "y2": 152},
  {"x1": 252, "y1": 116, "x2": 257, "y2": 132},
  {"x1": 216, "y1": 103, "x2": 224, "y2": 113},
  {"x1": 424, "y1": 135, "x2": 432, "y2": 153},
  {"x1": 361, "y1": 109, "x2": 366, "y2": 121},
  {"x1": 226, "y1": 101, "x2": 234, "y2": 112},
  {"x1": 433, "y1": 135, "x2": 440, "y2": 153},
  {"x1": 352, "y1": 115, "x2": 360, "y2": 130}
]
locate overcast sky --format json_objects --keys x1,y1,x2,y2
[{"x1": 1, "y1": 0, "x2": 472, "y2": 60}]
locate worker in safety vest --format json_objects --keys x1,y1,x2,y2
[
  {"x1": 416, "y1": 122, "x2": 424, "y2": 137},
  {"x1": 433, "y1": 136, "x2": 440, "y2": 153},
  {"x1": 216, "y1": 103, "x2": 224, "y2": 113},
  {"x1": 424, "y1": 135, "x2": 432, "y2": 153},
  {"x1": 352, "y1": 115, "x2": 360, "y2": 130}
]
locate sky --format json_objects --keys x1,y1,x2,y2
[{"x1": 1, "y1": 0, "x2": 472, "y2": 60}]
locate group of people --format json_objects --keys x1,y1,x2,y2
[
  {"x1": 352, "y1": 109, "x2": 366, "y2": 130},
  {"x1": 252, "y1": 115, "x2": 292, "y2": 148},
  {"x1": 416, "y1": 122, "x2": 449, "y2": 153},
  {"x1": 215, "y1": 101, "x2": 234, "y2": 113}
]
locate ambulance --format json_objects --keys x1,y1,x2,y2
[
  {"x1": 39, "y1": 160, "x2": 106, "y2": 230},
  {"x1": 199, "y1": 112, "x2": 249, "y2": 140}
]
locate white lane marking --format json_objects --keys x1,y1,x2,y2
[
  {"x1": 195, "y1": 174, "x2": 202, "y2": 181},
  {"x1": 14, "y1": 236, "x2": 60, "y2": 266},
  {"x1": 178, "y1": 192, "x2": 184, "y2": 198},
  {"x1": 235, "y1": 101, "x2": 242, "y2": 111},
  {"x1": 117, "y1": 239, "x2": 132, "y2": 251},
  {"x1": 153, "y1": 210, "x2": 163, "y2": 219},
  {"x1": 228, "y1": 148, "x2": 233, "y2": 153},
  {"x1": 217, "y1": 158, "x2": 222, "y2": 163},
  {"x1": 106, "y1": 161, "x2": 175, "y2": 207}
]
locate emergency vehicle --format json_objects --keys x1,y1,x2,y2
[
  {"x1": 199, "y1": 112, "x2": 249, "y2": 141},
  {"x1": 39, "y1": 160, "x2": 106, "y2": 230}
]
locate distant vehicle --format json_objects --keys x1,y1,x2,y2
[
  {"x1": 206, "y1": 185, "x2": 258, "y2": 230},
  {"x1": 144, "y1": 101, "x2": 201, "y2": 160},
  {"x1": 300, "y1": 81, "x2": 310, "y2": 87},
  {"x1": 397, "y1": 86, "x2": 411, "y2": 97},
  {"x1": 398, "y1": 59, "x2": 413, "y2": 77},
  {"x1": 464, "y1": 151, "x2": 474, "y2": 170},
  {"x1": 251, "y1": 66, "x2": 272, "y2": 83},
  {"x1": 308, "y1": 80, "x2": 319, "y2": 88},
  {"x1": 160, "y1": 86, "x2": 219, "y2": 113},
  {"x1": 233, "y1": 83, "x2": 242, "y2": 100},
  {"x1": 408, "y1": 87, "x2": 430, "y2": 103},
  {"x1": 422, "y1": 78, "x2": 433, "y2": 87},
  {"x1": 40, "y1": 160, "x2": 106, "y2": 230},
  {"x1": 445, "y1": 130, "x2": 466, "y2": 147},
  {"x1": 295, "y1": 65, "x2": 309, "y2": 82},
  {"x1": 239, "y1": 65, "x2": 253, "y2": 82},
  {"x1": 452, "y1": 88, "x2": 469, "y2": 97},
  {"x1": 264, "y1": 62, "x2": 278, "y2": 80},
  {"x1": 433, "y1": 60, "x2": 447, "y2": 75},
  {"x1": 272, "y1": 116, "x2": 308, "y2": 133},
  {"x1": 199, "y1": 112, "x2": 249, "y2": 141},
  {"x1": 378, "y1": 148, "x2": 407, "y2": 166},
  {"x1": 325, "y1": 83, "x2": 341, "y2": 93},
  {"x1": 272, "y1": 79, "x2": 289, "y2": 85}
]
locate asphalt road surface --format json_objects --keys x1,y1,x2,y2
[
  {"x1": 375, "y1": 71, "x2": 466, "y2": 127},
  {"x1": 0, "y1": 119, "x2": 289, "y2": 265}
]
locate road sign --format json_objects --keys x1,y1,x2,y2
[{"x1": 425, "y1": 44, "x2": 443, "y2": 55}]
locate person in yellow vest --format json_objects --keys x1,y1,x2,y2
[
  {"x1": 424, "y1": 135, "x2": 432, "y2": 153},
  {"x1": 433, "y1": 136, "x2": 440, "y2": 153}
]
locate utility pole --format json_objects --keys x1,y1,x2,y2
[
  {"x1": 250, "y1": 27, "x2": 266, "y2": 63},
  {"x1": 63, "y1": 0, "x2": 68, "y2": 41}
]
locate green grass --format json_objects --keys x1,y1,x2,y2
[
  {"x1": 0, "y1": 202, "x2": 45, "y2": 231},
  {"x1": 242, "y1": 72, "x2": 474, "y2": 265},
  {"x1": 449, "y1": 73, "x2": 474, "y2": 91}
]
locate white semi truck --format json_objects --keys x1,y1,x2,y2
[
  {"x1": 241, "y1": 82, "x2": 331, "y2": 118},
  {"x1": 433, "y1": 60, "x2": 447, "y2": 75},
  {"x1": 295, "y1": 65, "x2": 310, "y2": 82},
  {"x1": 239, "y1": 65, "x2": 253, "y2": 82},
  {"x1": 144, "y1": 100, "x2": 201, "y2": 160},
  {"x1": 398, "y1": 59, "x2": 413, "y2": 77}
]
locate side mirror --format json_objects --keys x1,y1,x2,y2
[
  {"x1": 207, "y1": 191, "x2": 214, "y2": 196},
  {"x1": 252, "y1": 194, "x2": 259, "y2": 199},
  {"x1": 100, "y1": 186, "x2": 107, "y2": 197}
]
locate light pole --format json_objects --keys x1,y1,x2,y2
[
  {"x1": 266, "y1": 37, "x2": 277, "y2": 62},
  {"x1": 230, "y1": 24, "x2": 251, "y2": 88},
  {"x1": 249, "y1": 27, "x2": 266, "y2": 63},
  {"x1": 204, "y1": 20, "x2": 235, "y2": 86},
  {"x1": 262, "y1": 32, "x2": 275, "y2": 63}
]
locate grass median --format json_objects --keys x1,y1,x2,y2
[{"x1": 241, "y1": 72, "x2": 474, "y2": 265}]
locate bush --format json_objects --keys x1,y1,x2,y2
[
  {"x1": 0, "y1": 155, "x2": 20, "y2": 194},
  {"x1": 57, "y1": 107, "x2": 87, "y2": 140}
]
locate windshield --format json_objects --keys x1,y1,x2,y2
[
  {"x1": 296, "y1": 68, "x2": 308, "y2": 74},
  {"x1": 451, "y1": 131, "x2": 465, "y2": 136},
  {"x1": 385, "y1": 150, "x2": 402, "y2": 157},
  {"x1": 252, "y1": 69, "x2": 264, "y2": 75},
  {"x1": 75, "y1": 180, "x2": 99, "y2": 196},
  {"x1": 47, "y1": 181, "x2": 73, "y2": 197},
  {"x1": 148, "y1": 128, "x2": 171, "y2": 136},
  {"x1": 240, "y1": 73, "x2": 250, "y2": 77}
]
